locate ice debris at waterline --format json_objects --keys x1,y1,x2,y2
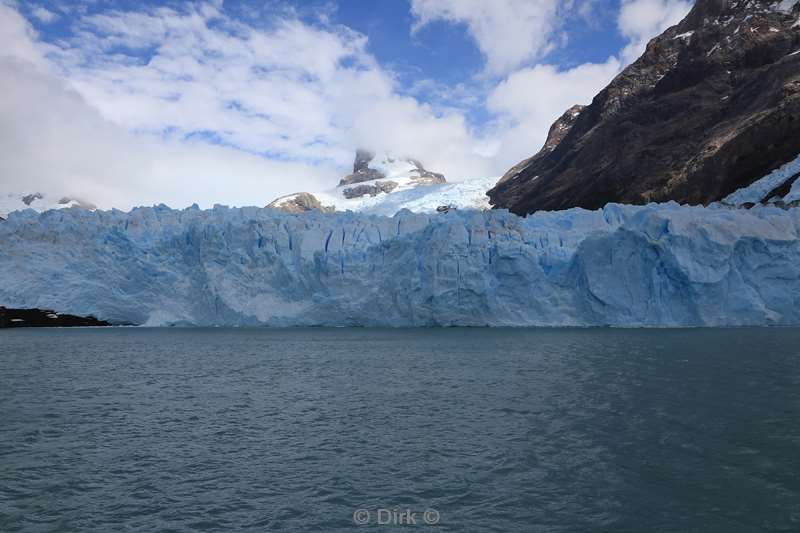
[{"x1": 1, "y1": 203, "x2": 799, "y2": 327}]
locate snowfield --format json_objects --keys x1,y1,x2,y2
[
  {"x1": 0, "y1": 192, "x2": 95, "y2": 219},
  {"x1": 1, "y1": 202, "x2": 799, "y2": 327},
  {"x1": 315, "y1": 176, "x2": 498, "y2": 215}
]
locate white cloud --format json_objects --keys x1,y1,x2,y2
[
  {"x1": 0, "y1": 3, "x2": 340, "y2": 209},
  {"x1": 487, "y1": 58, "x2": 621, "y2": 167},
  {"x1": 0, "y1": 0, "x2": 697, "y2": 209},
  {"x1": 1, "y1": 3, "x2": 46, "y2": 66},
  {"x1": 0, "y1": 47, "x2": 338, "y2": 210},
  {"x1": 402, "y1": 0, "x2": 693, "y2": 172},
  {"x1": 31, "y1": 5, "x2": 59, "y2": 24},
  {"x1": 410, "y1": 0, "x2": 560, "y2": 76},
  {"x1": 55, "y1": 8, "x2": 368, "y2": 162},
  {"x1": 60, "y1": 2, "x2": 495, "y2": 174},
  {"x1": 477, "y1": 0, "x2": 694, "y2": 170},
  {"x1": 0, "y1": 2, "x2": 494, "y2": 209},
  {"x1": 618, "y1": 0, "x2": 693, "y2": 64}
]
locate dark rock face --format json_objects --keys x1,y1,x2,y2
[
  {"x1": 764, "y1": 170, "x2": 800, "y2": 201},
  {"x1": 489, "y1": 0, "x2": 800, "y2": 214},
  {"x1": 265, "y1": 150, "x2": 446, "y2": 208},
  {"x1": 21, "y1": 193, "x2": 43, "y2": 206},
  {"x1": 342, "y1": 181, "x2": 398, "y2": 199},
  {"x1": 339, "y1": 149, "x2": 387, "y2": 186},
  {"x1": 0, "y1": 307, "x2": 110, "y2": 328},
  {"x1": 500, "y1": 105, "x2": 586, "y2": 187},
  {"x1": 266, "y1": 192, "x2": 334, "y2": 213},
  {"x1": 406, "y1": 159, "x2": 447, "y2": 185},
  {"x1": 57, "y1": 196, "x2": 96, "y2": 210}
]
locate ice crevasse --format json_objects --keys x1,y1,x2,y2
[{"x1": 1, "y1": 202, "x2": 799, "y2": 327}]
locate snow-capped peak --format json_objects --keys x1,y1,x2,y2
[
  {"x1": 337, "y1": 149, "x2": 445, "y2": 190},
  {"x1": 267, "y1": 149, "x2": 496, "y2": 216},
  {"x1": 0, "y1": 192, "x2": 96, "y2": 219}
]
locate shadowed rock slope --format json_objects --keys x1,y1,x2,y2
[{"x1": 489, "y1": 0, "x2": 800, "y2": 214}]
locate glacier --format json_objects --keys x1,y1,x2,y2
[
  {"x1": 321, "y1": 176, "x2": 498, "y2": 216},
  {"x1": 1, "y1": 202, "x2": 799, "y2": 327}
]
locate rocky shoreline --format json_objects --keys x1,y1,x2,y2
[{"x1": 0, "y1": 307, "x2": 110, "y2": 328}]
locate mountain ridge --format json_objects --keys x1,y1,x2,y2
[
  {"x1": 489, "y1": 0, "x2": 800, "y2": 214},
  {"x1": 266, "y1": 149, "x2": 492, "y2": 215}
]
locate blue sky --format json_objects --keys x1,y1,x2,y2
[
  {"x1": 1, "y1": 0, "x2": 692, "y2": 208},
  {"x1": 24, "y1": 0, "x2": 626, "y2": 81}
]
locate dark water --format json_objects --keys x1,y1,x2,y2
[{"x1": 1, "y1": 328, "x2": 799, "y2": 532}]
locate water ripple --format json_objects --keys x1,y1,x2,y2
[{"x1": 1, "y1": 327, "x2": 799, "y2": 531}]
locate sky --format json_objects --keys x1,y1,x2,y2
[{"x1": 0, "y1": 0, "x2": 693, "y2": 209}]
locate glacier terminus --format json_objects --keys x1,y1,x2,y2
[{"x1": 1, "y1": 202, "x2": 799, "y2": 327}]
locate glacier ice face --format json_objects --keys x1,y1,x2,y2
[{"x1": 1, "y1": 202, "x2": 799, "y2": 327}]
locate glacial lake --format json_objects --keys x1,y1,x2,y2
[{"x1": 1, "y1": 327, "x2": 799, "y2": 532}]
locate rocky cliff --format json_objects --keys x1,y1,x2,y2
[{"x1": 489, "y1": 0, "x2": 800, "y2": 214}]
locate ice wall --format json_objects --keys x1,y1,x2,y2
[{"x1": 1, "y1": 203, "x2": 799, "y2": 327}]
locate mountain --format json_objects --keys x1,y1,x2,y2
[
  {"x1": 267, "y1": 150, "x2": 493, "y2": 215},
  {"x1": 2, "y1": 203, "x2": 800, "y2": 327},
  {"x1": 489, "y1": 0, "x2": 800, "y2": 215},
  {"x1": 0, "y1": 192, "x2": 95, "y2": 219},
  {"x1": 267, "y1": 192, "x2": 335, "y2": 214},
  {"x1": 337, "y1": 149, "x2": 446, "y2": 191}
]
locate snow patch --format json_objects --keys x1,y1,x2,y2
[
  {"x1": 0, "y1": 192, "x2": 95, "y2": 219},
  {"x1": 316, "y1": 176, "x2": 497, "y2": 216}
]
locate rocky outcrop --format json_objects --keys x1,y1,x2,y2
[
  {"x1": 266, "y1": 150, "x2": 447, "y2": 207},
  {"x1": 0, "y1": 192, "x2": 96, "y2": 219},
  {"x1": 339, "y1": 149, "x2": 387, "y2": 186},
  {"x1": 21, "y1": 193, "x2": 43, "y2": 206},
  {"x1": 267, "y1": 149, "x2": 450, "y2": 207},
  {"x1": 0, "y1": 306, "x2": 110, "y2": 328},
  {"x1": 499, "y1": 105, "x2": 586, "y2": 186},
  {"x1": 342, "y1": 181, "x2": 398, "y2": 199},
  {"x1": 405, "y1": 159, "x2": 446, "y2": 185},
  {"x1": 339, "y1": 149, "x2": 446, "y2": 188},
  {"x1": 489, "y1": 0, "x2": 800, "y2": 215},
  {"x1": 266, "y1": 193, "x2": 334, "y2": 213}
]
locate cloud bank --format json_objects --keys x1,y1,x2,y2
[
  {"x1": 411, "y1": 0, "x2": 562, "y2": 76},
  {"x1": 618, "y1": 0, "x2": 693, "y2": 63},
  {"x1": 0, "y1": 0, "x2": 694, "y2": 210}
]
